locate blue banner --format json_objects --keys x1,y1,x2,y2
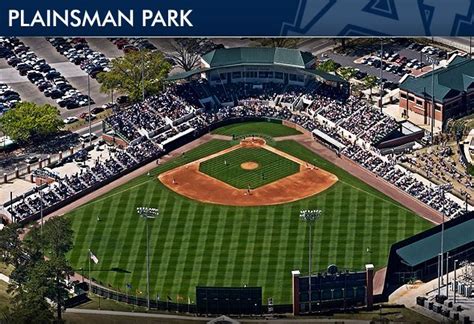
[{"x1": 0, "y1": 0, "x2": 473, "y2": 36}]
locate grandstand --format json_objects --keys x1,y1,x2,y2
[{"x1": 5, "y1": 60, "x2": 470, "y2": 223}]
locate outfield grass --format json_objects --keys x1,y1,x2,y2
[
  {"x1": 211, "y1": 121, "x2": 302, "y2": 137},
  {"x1": 67, "y1": 123, "x2": 431, "y2": 305},
  {"x1": 199, "y1": 147, "x2": 299, "y2": 189}
]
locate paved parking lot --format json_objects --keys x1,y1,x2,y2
[
  {"x1": 16, "y1": 38, "x2": 110, "y2": 117},
  {"x1": 326, "y1": 52, "x2": 401, "y2": 83},
  {"x1": 323, "y1": 40, "x2": 451, "y2": 84},
  {"x1": 86, "y1": 38, "x2": 123, "y2": 58}
]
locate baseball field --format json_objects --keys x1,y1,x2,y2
[{"x1": 67, "y1": 122, "x2": 431, "y2": 304}]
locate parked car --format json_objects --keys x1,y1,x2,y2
[
  {"x1": 79, "y1": 132, "x2": 97, "y2": 142},
  {"x1": 63, "y1": 116, "x2": 79, "y2": 124},
  {"x1": 24, "y1": 156, "x2": 39, "y2": 164},
  {"x1": 90, "y1": 107, "x2": 105, "y2": 114}
]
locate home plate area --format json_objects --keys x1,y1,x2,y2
[{"x1": 158, "y1": 138, "x2": 338, "y2": 206}]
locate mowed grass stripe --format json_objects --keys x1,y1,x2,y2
[
  {"x1": 99, "y1": 193, "x2": 125, "y2": 285},
  {"x1": 67, "y1": 123, "x2": 432, "y2": 303}
]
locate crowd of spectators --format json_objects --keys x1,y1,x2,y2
[
  {"x1": 343, "y1": 145, "x2": 466, "y2": 217},
  {"x1": 407, "y1": 145, "x2": 474, "y2": 193},
  {"x1": 6, "y1": 79, "x2": 468, "y2": 222},
  {"x1": 7, "y1": 139, "x2": 164, "y2": 222}
]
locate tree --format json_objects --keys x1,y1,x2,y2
[
  {"x1": 0, "y1": 102, "x2": 63, "y2": 143},
  {"x1": 0, "y1": 217, "x2": 74, "y2": 322},
  {"x1": 337, "y1": 67, "x2": 356, "y2": 95},
  {"x1": 363, "y1": 75, "x2": 378, "y2": 99},
  {"x1": 259, "y1": 38, "x2": 299, "y2": 48},
  {"x1": 0, "y1": 224, "x2": 55, "y2": 323},
  {"x1": 317, "y1": 59, "x2": 338, "y2": 73},
  {"x1": 41, "y1": 217, "x2": 74, "y2": 321},
  {"x1": 12, "y1": 260, "x2": 55, "y2": 324},
  {"x1": 170, "y1": 40, "x2": 201, "y2": 71},
  {"x1": 98, "y1": 69, "x2": 121, "y2": 103},
  {"x1": 337, "y1": 67, "x2": 357, "y2": 81},
  {"x1": 97, "y1": 50, "x2": 172, "y2": 102}
]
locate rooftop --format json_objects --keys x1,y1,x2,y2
[
  {"x1": 400, "y1": 55, "x2": 474, "y2": 102},
  {"x1": 201, "y1": 47, "x2": 314, "y2": 69},
  {"x1": 396, "y1": 217, "x2": 474, "y2": 267}
]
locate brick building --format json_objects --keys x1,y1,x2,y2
[{"x1": 399, "y1": 55, "x2": 474, "y2": 130}]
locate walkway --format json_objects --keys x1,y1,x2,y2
[{"x1": 65, "y1": 308, "x2": 369, "y2": 323}]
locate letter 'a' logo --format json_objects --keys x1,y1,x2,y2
[{"x1": 281, "y1": 0, "x2": 472, "y2": 36}]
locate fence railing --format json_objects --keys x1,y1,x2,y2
[{"x1": 90, "y1": 284, "x2": 292, "y2": 315}]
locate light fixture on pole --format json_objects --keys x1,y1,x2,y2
[
  {"x1": 141, "y1": 49, "x2": 145, "y2": 102},
  {"x1": 87, "y1": 73, "x2": 92, "y2": 148},
  {"x1": 437, "y1": 253, "x2": 441, "y2": 296},
  {"x1": 299, "y1": 209, "x2": 322, "y2": 314},
  {"x1": 137, "y1": 206, "x2": 159, "y2": 311},
  {"x1": 40, "y1": 189, "x2": 44, "y2": 237},
  {"x1": 425, "y1": 55, "x2": 438, "y2": 143},
  {"x1": 454, "y1": 259, "x2": 458, "y2": 304},
  {"x1": 440, "y1": 191, "x2": 446, "y2": 285},
  {"x1": 446, "y1": 252, "x2": 449, "y2": 298},
  {"x1": 379, "y1": 38, "x2": 383, "y2": 111}
]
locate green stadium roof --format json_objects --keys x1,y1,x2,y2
[
  {"x1": 399, "y1": 56, "x2": 474, "y2": 102},
  {"x1": 166, "y1": 68, "x2": 209, "y2": 81},
  {"x1": 396, "y1": 218, "x2": 474, "y2": 267},
  {"x1": 201, "y1": 47, "x2": 314, "y2": 69},
  {"x1": 302, "y1": 69, "x2": 346, "y2": 83}
]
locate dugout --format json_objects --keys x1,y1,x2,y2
[{"x1": 383, "y1": 211, "x2": 474, "y2": 296}]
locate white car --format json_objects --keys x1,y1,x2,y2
[
  {"x1": 79, "y1": 132, "x2": 98, "y2": 142},
  {"x1": 63, "y1": 116, "x2": 79, "y2": 124}
]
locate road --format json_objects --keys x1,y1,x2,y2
[
  {"x1": 0, "y1": 121, "x2": 104, "y2": 175},
  {"x1": 65, "y1": 308, "x2": 369, "y2": 323},
  {"x1": 433, "y1": 37, "x2": 472, "y2": 53}
]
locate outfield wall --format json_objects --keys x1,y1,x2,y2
[{"x1": 89, "y1": 284, "x2": 292, "y2": 315}]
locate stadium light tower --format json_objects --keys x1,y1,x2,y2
[
  {"x1": 137, "y1": 207, "x2": 159, "y2": 310},
  {"x1": 299, "y1": 209, "x2": 322, "y2": 314}
]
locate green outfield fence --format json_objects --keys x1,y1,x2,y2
[{"x1": 89, "y1": 284, "x2": 292, "y2": 315}]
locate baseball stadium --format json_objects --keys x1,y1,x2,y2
[{"x1": 3, "y1": 41, "x2": 473, "y2": 320}]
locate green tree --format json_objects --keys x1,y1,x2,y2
[
  {"x1": 363, "y1": 75, "x2": 378, "y2": 99},
  {"x1": 337, "y1": 67, "x2": 356, "y2": 95},
  {"x1": 0, "y1": 224, "x2": 54, "y2": 323},
  {"x1": 337, "y1": 67, "x2": 356, "y2": 81},
  {"x1": 97, "y1": 50, "x2": 172, "y2": 102},
  {"x1": 41, "y1": 217, "x2": 74, "y2": 321},
  {"x1": 98, "y1": 69, "x2": 121, "y2": 103},
  {"x1": 12, "y1": 260, "x2": 55, "y2": 324},
  {"x1": 0, "y1": 217, "x2": 74, "y2": 323},
  {"x1": 317, "y1": 59, "x2": 338, "y2": 73},
  {"x1": 0, "y1": 102, "x2": 63, "y2": 143}
]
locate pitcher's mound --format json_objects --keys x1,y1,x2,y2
[
  {"x1": 158, "y1": 138, "x2": 339, "y2": 206},
  {"x1": 241, "y1": 162, "x2": 259, "y2": 170}
]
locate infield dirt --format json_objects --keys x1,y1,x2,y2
[{"x1": 158, "y1": 138, "x2": 338, "y2": 206}]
